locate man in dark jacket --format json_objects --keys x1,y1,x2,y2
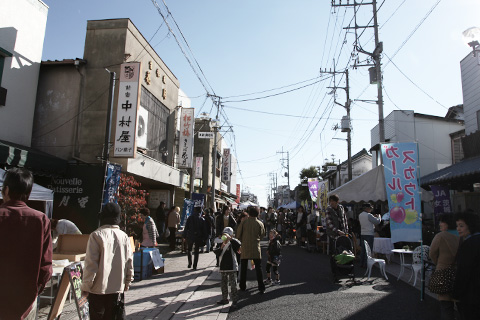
[
  {"x1": 184, "y1": 207, "x2": 209, "y2": 270},
  {"x1": 0, "y1": 168, "x2": 52, "y2": 319}
]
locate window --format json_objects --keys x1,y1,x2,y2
[
  {"x1": 0, "y1": 47, "x2": 13, "y2": 86},
  {"x1": 477, "y1": 110, "x2": 480, "y2": 131}
]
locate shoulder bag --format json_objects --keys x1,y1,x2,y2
[{"x1": 427, "y1": 264, "x2": 456, "y2": 294}]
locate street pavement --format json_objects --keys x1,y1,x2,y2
[{"x1": 38, "y1": 242, "x2": 442, "y2": 320}]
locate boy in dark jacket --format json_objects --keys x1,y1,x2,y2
[
  {"x1": 217, "y1": 227, "x2": 241, "y2": 308},
  {"x1": 264, "y1": 230, "x2": 282, "y2": 285}
]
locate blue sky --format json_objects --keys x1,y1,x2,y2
[{"x1": 41, "y1": 0, "x2": 480, "y2": 206}]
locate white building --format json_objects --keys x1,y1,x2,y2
[
  {"x1": 371, "y1": 110, "x2": 465, "y2": 177},
  {"x1": 0, "y1": 0, "x2": 48, "y2": 146},
  {"x1": 460, "y1": 52, "x2": 480, "y2": 136}
]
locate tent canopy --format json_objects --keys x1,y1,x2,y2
[
  {"x1": 328, "y1": 165, "x2": 387, "y2": 202},
  {"x1": 327, "y1": 165, "x2": 433, "y2": 203},
  {"x1": 239, "y1": 201, "x2": 257, "y2": 210}
]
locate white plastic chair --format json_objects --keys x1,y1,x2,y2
[
  {"x1": 364, "y1": 240, "x2": 388, "y2": 281},
  {"x1": 410, "y1": 245, "x2": 430, "y2": 286}
]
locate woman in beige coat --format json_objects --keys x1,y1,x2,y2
[
  {"x1": 429, "y1": 214, "x2": 459, "y2": 320},
  {"x1": 167, "y1": 206, "x2": 181, "y2": 250}
]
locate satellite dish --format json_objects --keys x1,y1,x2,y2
[{"x1": 138, "y1": 116, "x2": 146, "y2": 137}]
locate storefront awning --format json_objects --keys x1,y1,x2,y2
[
  {"x1": 420, "y1": 156, "x2": 480, "y2": 190},
  {"x1": 0, "y1": 140, "x2": 67, "y2": 175}
]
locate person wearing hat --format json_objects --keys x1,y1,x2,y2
[
  {"x1": 81, "y1": 203, "x2": 134, "y2": 319},
  {"x1": 216, "y1": 227, "x2": 241, "y2": 307},
  {"x1": 358, "y1": 202, "x2": 381, "y2": 268}
]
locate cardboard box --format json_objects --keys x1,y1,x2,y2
[
  {"x1": 154, "y1": 266, "x2": 164, "y2": 274},
  {"x1": 52, "y1": 234, "x2": 90, "y2": 261}
]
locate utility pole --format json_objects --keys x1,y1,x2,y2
[
  {"x1": 208, "y1": 94, "x2": 221, "y2": 211},
  {"x1": 332, "y1": 0, "x2": 385, "y2": 143},
  {"x1": 277, "y1": 147, "x2": 290, "y2": 190},
  {"x1": 322, "y1": 59, "x2": 352, "y2": 182}
]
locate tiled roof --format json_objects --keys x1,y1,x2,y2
[{"x1": 420, "y1": 155, "x2": 480, "y2": 188}]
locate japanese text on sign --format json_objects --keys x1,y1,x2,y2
[
  {"x1": 114, "y1": 62, "x2": 141, "y2": 157},
  {"x1": 381, "y1": 142, "x2": 422, "y2": 243},
  {"x1": 179, "y1": 108, "x2": 194, "y2": 168}
]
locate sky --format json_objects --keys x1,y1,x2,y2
[{"x1": 41, "y1": 0, "x2": 480, "y2": 207}]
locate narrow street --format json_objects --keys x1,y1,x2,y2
[{"x1": 227, "y1": 242, "x2": 441, "y2": 320}]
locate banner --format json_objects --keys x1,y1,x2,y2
[
  {"x1": 194, "y1": 157, "x2": 203, "y2": 179},
  {"x1": 236, "y1": 184, "x2": 241, "y2": 203},
  {"x1": 307, "y1": 178, "x2": 319, "y2": 204},
  {"x1": 319, "y1": 181, "x2": 329, "y2": 219},
  {"x1": 430, "y1": 185, "x2": 452, "y2": 229},
  {"x1": 222, "y1": 148, "x2": 231, "y2": 182},
  {"x1": 192, "y1": 192, "x2": 205, "y2": 208},
  {"x1": 381, "y1": 142, "x2": 422, "y2": 243},
  {"x1": 180, "y1": 199, "x2": 194, "y2": 227},
  {"x1": 179, "y1": 108, "x2": 194, "y2": 168},
  {"x1": 102, "y1": 162, "x2": 122, "y2": 206},
  {"x1": 114, "y1": 62, "x2": 141, "y2": 157}
]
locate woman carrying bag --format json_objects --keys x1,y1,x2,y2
[{"x1": 429, "y1": 214, "x2": 459, "y2": 320}]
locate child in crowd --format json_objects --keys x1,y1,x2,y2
[
  {"x1": 217, "y1": 227, "x2": 241, "y2": 308},
  {"x1": 264, "y1": 230, "x2": 282, "y2": 285}
]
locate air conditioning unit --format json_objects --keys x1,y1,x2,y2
[{"x1": 137, "y1": 106, "x2": 148, "y2": 148}]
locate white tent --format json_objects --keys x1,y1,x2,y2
[
  {"x1": 0, "y1": 168, "x2": 54, "y2": 217},
  {"x1": 238, "y1": 201, "x2": 257, "y2": 210},
  {"x1": 327, "y1": 165, "x2": 433, "y2": 203}
]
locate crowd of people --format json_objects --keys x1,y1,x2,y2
[{"x1": 1, "y1": 166, "x2": 479, "y2": 319}]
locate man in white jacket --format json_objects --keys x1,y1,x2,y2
[
  {"x1": 81, "y1": 203, "x2": 133, "y2": 319},
  {"x1": 358, "y1": 203, "x2": 381, "y2": 268}
]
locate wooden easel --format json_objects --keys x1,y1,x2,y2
[{"x1": 48, "y1": 262, "x2": 89, "y2": 320}]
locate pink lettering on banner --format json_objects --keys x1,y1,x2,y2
[
  {"x1": 405, "y1": 197, "x2": 415, "y2": 210},
  {"x1": 402, "y1": 150, "x2": 415, "y2": 164},
  {"x1": 403, "y1": 166, "x2": 415, "y2": 180},
  {"x1": 404, "y1": 182, "x2": 417, "y2": 196},
  {"x1": 391, "y1": 160, "x2": 397, "y2": 175},
  {"x1": 387, "y1": 177, "x2": 402, "y2": 191},
  {"x1": 385, "y1": 146, "x2": 400, "y2": 159}
]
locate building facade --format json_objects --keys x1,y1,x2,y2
[{"x1": 32, "y1": 19, "x2": 187, "y2": 229}]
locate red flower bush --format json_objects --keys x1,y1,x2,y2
[{"x1": 118, "y1": 174, "x2": 148, "y2": 240}]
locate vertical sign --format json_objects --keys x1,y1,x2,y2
[
  {"x1": 236, "y1": 184, "x2": 241, "y2": 203},
  {"x1": 307, "y1": 178, "x2": 319, "y2": 204},
  {"x1": 192, "y1": 192, "x2": 206, "y2": 208},
  {"x1": 114, "y1": 62, "x2": 141, "y2": 157},
  {"x1": 179, "y1": 108, "x2": 194, "y2": 168},
  {"x1": 194, "y1": 157, "x2": 203, "y2": 179},
  {"x1": 381, "y1": 142, "x2": 422, "y2": 243},
  {"x1": 102, "y1": 162, "x2": 122, "y2": 206},
  {"x1": 430, "y1": 185, "x2": 452, "y2": 229},
  {"x1": 180, "y1": 199, "x2": 194, "y2": 227},
  {"x1": 222, "y1": 148, "x2": 231, "y2": 182}
]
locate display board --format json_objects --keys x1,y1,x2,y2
[{"x1": 48, "y1": 262, "x2": 89, "y2": 320}]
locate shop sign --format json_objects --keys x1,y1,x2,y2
[
  {"x1": 236, "y1": 184, "x2": 240, "y2": 203},
  {"x1": 114, "y1": 62, "x2": 141, "y2": 157},
  {"x1": 198, "y1": 132, "x2": 214, "y2": 139},
  {"x1": 179, "y1": 108, "x2": 194, "y2": 168},
  {"x1": 195, "y1": 157, "x2": 203, "y2": 179},
  {"x1": 222, "y1": 148, "x2": 231, "y2": 182}
]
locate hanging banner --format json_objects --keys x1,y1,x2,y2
[
  {"x1": 180, "y1": 199, "x2": 194, "y2": 227},
  {"x1": 179, "y1": 108, "x2": 194, "y2": 168},
  {"x1": 236, "y1": 184, "x2": 241, "y2": 203},
  {"x1": 114, "y1": 62, "x2": 141, "y2": 158},
  {"x1": 319, "y1": 181, "x2": 329, "y2": 218},
  {"x1": 102, "y1": 162, "x2": 122, "y2": 206},
  {"x1": 381, "y1": 142, "x2": 422, "y2": 243},
  {"x1": 430, "y1": 185, "x2": 452, "y2": 229},
  {"x1": 307, "y1": 178, "x2": 319, "y2": 204},
  {"x1": 192, "y1": 192, "x2": 206, "y2": 208},
  {"x1": 194, "y1": 157, "x2": 203, "y2": 179},
  {"x1": 222, "y1": 148, "x2": 231, "y2": 182}
]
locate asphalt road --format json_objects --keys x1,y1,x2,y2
[{"x1": 224, "y1": 241, "x2": 441, "y2": 320}]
